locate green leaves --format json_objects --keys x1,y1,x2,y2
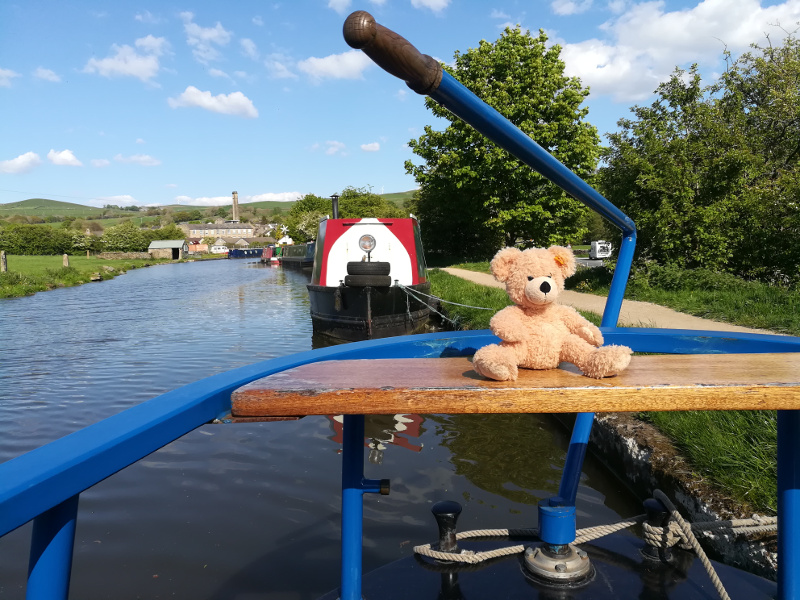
[
  {"x1": 407, "y1": 26, "x2": 598, "y2": 261},
  {"x1": 600, "y1": 37, "x2": 800, "y2": 283}
]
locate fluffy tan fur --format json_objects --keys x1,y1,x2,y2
[{"x1": 473, "y1": 246, "x2": 632, "y2": 381}]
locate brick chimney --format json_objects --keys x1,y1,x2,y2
[{"x1": 231, "y1": 191, "x2": 240, "y2": 222}]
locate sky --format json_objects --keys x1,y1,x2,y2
[{"x1": 1, "y1": 1, "x2": 799, "y2": 208}]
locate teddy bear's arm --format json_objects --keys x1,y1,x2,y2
[
  {"x1": 489, "y1": 306, "x2": 527, "y2": 342},
  {"x1": 557, "y1": 305, "x2": 604, "y2": 346}
]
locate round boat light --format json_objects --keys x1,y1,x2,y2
[{"x1": 359, "y1": 234, "x2": 376, "y2": 253}]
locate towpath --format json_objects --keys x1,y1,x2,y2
[{"x1": 441, "y1": 267, "x2": 771, "y2": 335}]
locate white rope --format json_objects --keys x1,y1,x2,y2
[
  {"x1": 413, "y1": 489, "x2": 774, "y2": 600},
  {"x1": 650, "y1": 490, "x2": 733, "y2": 600},
  {"x1": 397, "y1": 283, "x2": 496, "y2": 311}
]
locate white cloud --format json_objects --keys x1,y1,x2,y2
[
  {"x1": 361, "y1": 142, "x2": 380, "y2": 152},
  {"x1": 550, "y1": 0, "x2": 592, "y2": 16},
  {"x1": 561, "y1": 0, "x2": 800, "y2": 102},
  {"x1": 114, "y1": 153, "x2": 161, "y2": 166},
  {"x1": 98, "y1": 194, "x2": 137, "y2": 205},
  {"x1": 265, "y1": 54, "x2": 297, "y2": 79},
  {"x1": 552, "y1": 0, "x2": 593, "y2": 15},
  {"x1": 0, "y1": 151, "x2": 41, "y2": 174},
  {"x1": 209, "y1": 68, "x2": 234, "y2": 82},
  {"x1": 136, "y1": 138, "x2": 145, "y2": 144},
  {"x1": 33, "y1": 67, "x2": 60, "y2": 82},
  {"x1": 328, "y1": 0, "x2": 351, "y2": 14},
  {"x1": 369, "y1": 0, "x2": 388, "y2": 5},
  {"x1": 167, "y1": 86, "x2": 258, "y2": 118},
  {"x1": 411, "y1": 0, "x2": 450, "y2": 11},
  {"x1": 174, "y1": 194, "x2": 231, "y2": 206},
  {"x1": 241, "y1": 38, "x2": 259, "y2": 60},
  {"x1": 135, "y1": 10, "x2": 163, "y2": 24},
  {"x1": 0, "y1": 68, "x2": 21, "y2": 87},
  {"x1": 253, "y1": 16, "x2": 264, "y2": 26},
  {"x1": 180, "y1": 12, "x2": 232, "y2": 64},
  {"x1": 91, "y1": 158, "x2": 111, "y2": 167},
  {"x1": 165, "y1": 183, "x2": 178, "y2": 188},
  {"x1": 297, "y1": 50, "x2": 371, "y2": 80},
  {"x1": 490, "y1": 9, "x2": 510, "y2": 19},
  {"x1": 325, "y1": 141, "x2": 346, "y2": 155},
  {"x1": 48, "y1": 149, "x2": 83, "y2": 166},
  {"x1": 396, "y1": 89, "x2": 408, "y2": 101},
  {"x1": 135, "y1": 35, "x2": 169, "y2": 56},
  {"x1": 83, "y1": 36, "x2": 167, "y2": 82},
  {"x1": 245, "y1": 191, "x2": 303, "y2": 202}
]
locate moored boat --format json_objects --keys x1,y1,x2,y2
[
  {"x1": 306, "y1": 211, "x2": 434, "y2": 341},
  {"x1": 279, "y1": 242, "x2": 315, "y2": 269}
]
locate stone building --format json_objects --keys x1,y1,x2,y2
[{"x1": 149, "y1": 240, "x2": 189, "y2": 260}]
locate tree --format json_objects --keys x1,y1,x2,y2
[
  {"x1": 285, "y1": 188, "x2": 405, "y2": 242},
  {"x1": 101, "y1": 220, "x2": 148, "y2": 252},
  {"x1": 405, "y1": 26, "x2": 600, "y2": 261},
  {"x1": 599, "y1": 35, "x2": 800, "y2": 283}
]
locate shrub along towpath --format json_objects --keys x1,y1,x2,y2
[{"x1": 441, "y1": 266, "x2": 780, "y2": 580}]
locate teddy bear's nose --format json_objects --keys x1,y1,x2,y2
[{"x1": 540, "y1": 280, "x2": 551, "y2": 294}]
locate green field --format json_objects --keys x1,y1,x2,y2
[
  {"x1": 381, "y1": 190, "x2": 416, "y2": 206},
  {"x1": 0, "y1": 255, "x2": 169, "y2": 298}
]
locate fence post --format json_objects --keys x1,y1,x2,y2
[
  {"x1": 62, "y1": 254, "x2": 69, "y2": 268},
  {"x1": 1, "y1": 250, "x2": 6, "y2": 272}
]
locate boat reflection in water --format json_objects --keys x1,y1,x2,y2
[{"x1": 328, "y1": 414, "x2": 425, "y2": 464}]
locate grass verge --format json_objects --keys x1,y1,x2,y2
[
  {"x1": 432, "y1": 264, "x2": 785, "y2": 514},
  {"x1": 0, "y1": 255, "x2": 169, "y2": 298}
]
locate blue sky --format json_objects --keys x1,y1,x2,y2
[{"x1": 2, "y1": 0, "x2": 798, "y2": 207}]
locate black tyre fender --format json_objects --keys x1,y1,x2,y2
[
  {"x1": 346, "y1": 261, "x2": 390, "y2": 276},
  {"x1": 344, "y1": 274, "x2": 392, "y2": 287}
]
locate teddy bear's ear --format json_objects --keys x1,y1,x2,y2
[
  {"x1": 548, "y1": 246, "x2": 577, "y2": 278},
  {"x1": 490, "y1": 247, "x2": 522, "y2": 283}
]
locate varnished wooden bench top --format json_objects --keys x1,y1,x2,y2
[{"x1": 231, "y1": 353, "x2": 800, "y2": 418}]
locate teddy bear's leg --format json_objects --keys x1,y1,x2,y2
[
  {"x1": 561, "y1": 336, "x2": 632, "y2": 379},
  {"x1": 473, "y1": 343, "x2": 520, "y2": 381},
  {"x1": 580, "y1": 345, "x2": 632, "y2": 378}
]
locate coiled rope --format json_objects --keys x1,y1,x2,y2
[{"x1": 413, "y1": 489, "x2": 777, "y2": 600}]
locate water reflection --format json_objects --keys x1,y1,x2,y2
[
  {"x1": 429, "y1": 414, "x2": 567, "y2": 506},
  {"x1": 328, "y1": 414, "x2": 426, "y2": 464}
]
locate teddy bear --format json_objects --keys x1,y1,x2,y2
[{"x1": 472, "y1": 245, "x2": 632, "y2": 381}]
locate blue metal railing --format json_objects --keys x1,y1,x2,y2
[{"x1": 3, "y1": 329, "x2": 800, "y2": 598}]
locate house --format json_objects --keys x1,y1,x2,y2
[
  {"x1": 180, "y1": 223, "x2": 256, "y2": 239},
  {"x1": 149, "y1": 240, "x2": 189, "y2": 260},
  {"x1": 187, "y1": 243, "x2": 208, "y2": 254},
  {"x1": 210, "y1": 238, "x2": 229, "y2": 254}
]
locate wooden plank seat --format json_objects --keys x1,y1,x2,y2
[{"x1": 230, "y1": 353, "x2": 800, "y2": 419}]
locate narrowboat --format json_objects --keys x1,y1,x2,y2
[
  {"x1": 306, "y1": 208, "x2": 434, "y2": 341},
  {"x1": 279, "y1": 242, "x2": 316, "y2": 269}
]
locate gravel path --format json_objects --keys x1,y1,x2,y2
[{"x1": 441, "y1": 267, "x2": 771, "y2": 334}]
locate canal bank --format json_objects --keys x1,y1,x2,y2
[{"x1": 442, "y1": 266, "x2": 779, "y2": 580}]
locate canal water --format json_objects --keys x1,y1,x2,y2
[{"x1": 0, "y1": 259, "x2": 640, "y2": 599}]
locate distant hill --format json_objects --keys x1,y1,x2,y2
[
  {"x1": 0, "y1": 191, "x2": 418, "y2": 220},
  {"x1": 0, "y1": 198, "x2": 108, "y2": 218},
  {"x1": 382, "y1": 190, "x2": 416, "y2": 206}
]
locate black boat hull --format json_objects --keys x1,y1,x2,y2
[{"x1": 308, "y1": 282, "x2": 433, "y2": 341}]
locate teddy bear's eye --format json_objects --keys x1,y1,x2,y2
[{"x1": 527, "y1": 276, "x2": 533, "y2": 281}]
